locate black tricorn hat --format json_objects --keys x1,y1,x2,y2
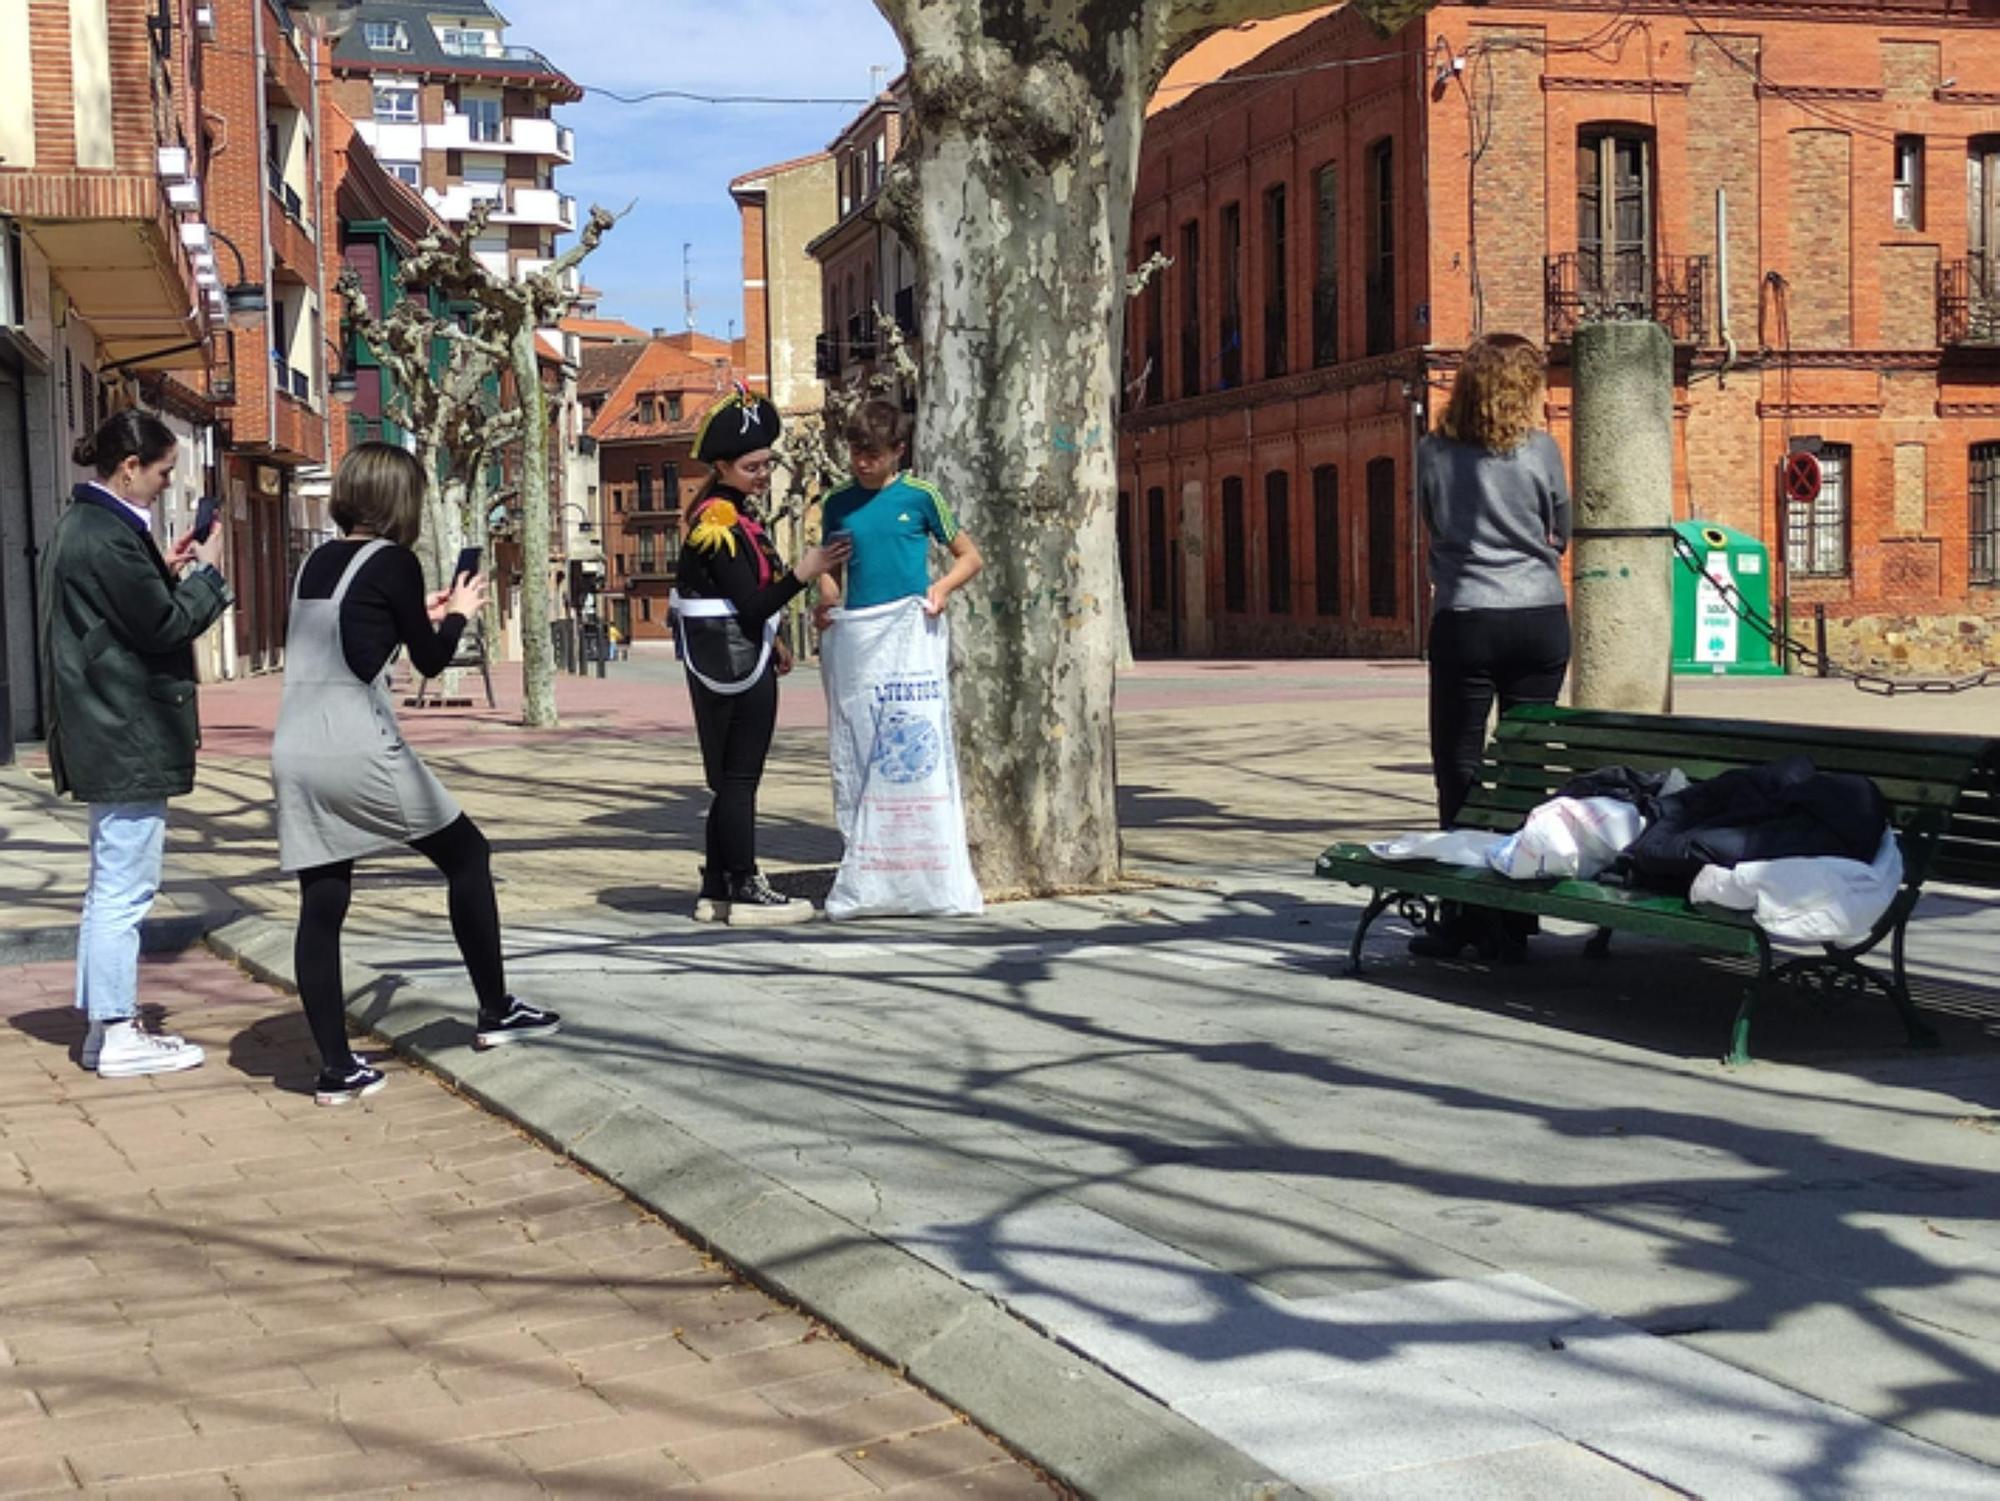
[{"x1": 692, "y1": 384, "x2": 782, "y2": 463}]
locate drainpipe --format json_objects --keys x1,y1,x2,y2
[{"x1": 1716, "y1": 188, "x2": 1738, "y2": 386}]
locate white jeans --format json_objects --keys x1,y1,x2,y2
[{"x1": 75, "y1": 802, "x2": 168, "y2": 1023}]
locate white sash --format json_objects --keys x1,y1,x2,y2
[{"x1": 668, "y1": 590, "x2": 776, "y2": 697}]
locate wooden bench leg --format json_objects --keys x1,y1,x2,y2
[
  {"x1": 1584, "y1": 927, "x2": 1613, "y2": 961},
  {"x1": 1728, "y1": 935, "x2": 1775, "y2": 1067},
  {"x1": 1348, "y1": 891, "x2": 1394, "y2": 976}
]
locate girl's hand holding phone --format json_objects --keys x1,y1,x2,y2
[{"x1": 446, "y1": 572, "x2": 488, "y2": 620}]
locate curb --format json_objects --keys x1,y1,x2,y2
[
  {"x1": 0, "y1": 909, "x2": 235, "y2": 967},
  {"x1": 205, "y1": 913, "x2": 1306, "y2": 1501}
]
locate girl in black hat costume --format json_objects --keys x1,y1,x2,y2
[{"x1": 672, "y1": 388, "x2": 849, "y2": 925}]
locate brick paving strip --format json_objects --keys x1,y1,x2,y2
[{"x1": 0, "y1": 951, "x2": 1058, "y2": 1499}]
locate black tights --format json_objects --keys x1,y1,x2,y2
[
  {"x1": 688, "y1": 666, "x2": 778, "y2": 892},
  {"x1": 1428, "y1": 605, "x2": 1571, "y2": 826},
  {"x1": 294, "y1": 815, "x2": 505, "y2": 1072}
]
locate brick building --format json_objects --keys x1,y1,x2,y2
[
  {"x1": 1, "y1": 0, "x2": 225, "y2": 754},
  {"x1": 586, "y1": 337, "x2": 739, "y2": 642},
  {"x1": 808, "y1": 82, "x2": 918, "y2": 389},
  {"x1": 1119, "y1": 1, "x2": 2000, "y2": 665},
  {"x1": 732, "y1": 152, "x2": 834, "y2": 418}
]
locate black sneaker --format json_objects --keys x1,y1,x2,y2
[
  {"x1": 474, "y1": 997, "x2": 562, "y2": 1050},
  {"x1": 724, "y1": 871, "x2": 816, "y2": 928},
  {"x1": 315, "y1": 1062, "x2": 387, "y2": 1106}
]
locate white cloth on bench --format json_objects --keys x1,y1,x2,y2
[
  {"x1": 1489, "y1": 796, "x2": 1644, "y2": 881},
  {"x1": 1689, "y1": 829, "x2": 1903, "y2": 945},
  {"x1": 1367, "y1": 830, "x2": 1510, "y2": 867}
]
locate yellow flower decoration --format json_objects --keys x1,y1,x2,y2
[{"x1": 687, "y1": 500, "x2": 739, "y2": 555}]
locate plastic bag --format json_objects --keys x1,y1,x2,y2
[
  {"x1": 1367, "y1": 830, "x2": 1511, "y2": 867},
  {"x1": 1488, "y1": 796, "x2": 1644, "y2": 881},
  {"x1": 1688, "y1": 829, "x2": 1902, "y2": 945},
  {"x1": 820, "y1": 598, "x2": 984, "y2": 920}
]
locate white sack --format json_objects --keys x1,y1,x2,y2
[
  {"x1": 1688, "y1": 828, "x2": 1902, "y2": 946},
  {"x1": 1488, "y1": 796, "x2": 1645, "y2": 882},
  {"x1": 1367, "y1": 830, "x2": 1511, "y2": 867},
  {"x1": 820, "y1": 598, "x2": 983, "y2": 920}
]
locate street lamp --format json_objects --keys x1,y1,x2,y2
[
  {"x1": 282, "y1": 0, "x2": 361, "y2": 39},
  {"x1": 207, "y1": 231, "x2": 266, "y2": 319}
]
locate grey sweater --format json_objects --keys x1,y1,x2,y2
[{"x1": 1418, "y1": 430, "x2": 1572, "y2": 613}]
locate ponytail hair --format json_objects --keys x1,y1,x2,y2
[{"x1": 72, "y1": 410, "x2": 177, "y2": 477}]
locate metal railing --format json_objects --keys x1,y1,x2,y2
[
  {"x1": 1546, "y1": 252, "x2": 1711, "y2": 346},
  {"x1": 1939, "y1": 256, "x2": 2000, "y2": 346}
]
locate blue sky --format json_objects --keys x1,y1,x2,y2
[{"x1": 499, "y1": 0, "x2": 903, "y2": 337}]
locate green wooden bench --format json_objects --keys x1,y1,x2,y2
[{"x1": 1314, "y1": 705, "x2": 1999, "y2": 1065}]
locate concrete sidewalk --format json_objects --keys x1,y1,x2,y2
[
  {"x1": 209, "y1": 878, "x2": 2000, "y2": 1499},
  {"x1": 0, "y1": 947, "x2": 1052, "y2": 1498}
]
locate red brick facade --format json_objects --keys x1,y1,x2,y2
[{"x1": 1119, "y1": 2, "x2": 2000, "y2": 659}]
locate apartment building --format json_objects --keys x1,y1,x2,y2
[{"x1": 329, "y1": 1, "x2": 579, "y2": 285}]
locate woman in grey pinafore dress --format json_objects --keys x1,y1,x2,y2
[{"x1": 272, "y1": 444, "x2": 559, "y2": 1107}]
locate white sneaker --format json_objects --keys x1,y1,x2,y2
[{"x1": 95, "y1": 1020, "x2": 206, "y2": 1079}]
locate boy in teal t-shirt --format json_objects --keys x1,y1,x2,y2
[{"x1": 813, "y1": 400, "x2": 983, "y2": 627}]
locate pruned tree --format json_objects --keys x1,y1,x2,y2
[
  {"x1": 341, "y1": 198, "x2": 622, "y2": 728},
  {"x1": 868, "y1": 0, "x2": 1433, "y2": 894}
]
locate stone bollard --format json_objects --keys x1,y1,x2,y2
[{"x1": 1570, "y1": 320, "x2": 1675, "y2": 713}]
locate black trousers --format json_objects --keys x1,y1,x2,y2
[
  {"x1": 294, "y1": 814, "x2": 505, "y2": 1073},
  {"x1": 1428, "y1": 604, "x2": 1571, "y2": 826},
  {"x1": 688, "y1": 665, "x2": 778, "y2": 891}
]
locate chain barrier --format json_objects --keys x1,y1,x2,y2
[{"x1": 1667, "y1": 533, "x2": 2000, "y2": 697}]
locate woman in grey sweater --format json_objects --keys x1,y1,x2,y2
[{"x1": 1414, "y1": 334, "x2": 1571, "y2": 954}]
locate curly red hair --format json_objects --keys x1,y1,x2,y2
[{"x1": 1437, "y1": 333, "x2": 1548, "y2": 453}]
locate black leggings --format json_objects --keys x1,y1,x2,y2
[
  {"x1": 294, "y1": 814, "x2": 505, "y2": 1072},
  {"x1": 687, "y1": 666, "x2": 778, "y2": 890},
  {"x1": 1428, "y1": 605, "x2": 1571, "y2": 826}
]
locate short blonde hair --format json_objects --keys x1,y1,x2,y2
[
  {"x1": 331, "y1": 442, "x2": 426, "y2": 548},
  {"x1": 1438, "y1": 334, "x2": 1547, "y2": 454}
]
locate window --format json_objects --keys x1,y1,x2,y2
[
  {"x1": 363, "y1": 20, "x2": 407, "y2": 50},
  {"x1": 1313, "y1": 164, "x2": 1338, "y2": 368},
  {"x1": 640, "y1": 597, "x2": 652, "y2": 622},
  {"x1": 1142, "y1": 235, "x2": 1164, "y2": 405},
  {"x1": 385, "y1": 162, "x2": 420, "y2": 186},
  {"x1": 1222, "y1": 477, "x2": 1247, "y2": 613},
  {"x1": 1179, "y1": 221, "x2": 1202, "y2": 399},
  {"x1": 1366, "y1": 457, "x2": 1397, "y2": 617},
  {"x1": 372, "y1": 83, "x2": 418, "y2": 124},
  {"x1": 1894, "y1": 137, "x2": 1924, "y2": 230},
  {"x1": 1973, "y1": 444, "x2": 2000, "y2": 586},
  {"x1": 465, "y1": 95, "x2": 503, "y2": 145},
  {"x1": 439, "y1": 28, "x2": 495, "y2": 57},
  {"x1": 1220, "y1": 202, "x2": 1243, "y2": 388},
  {"x1": 1578, "y1": 127, "x2": 1652, "y2": 312},
  {"x1": 1265, "y1": 470, "x2": 1291, "y2": 615},
  {"x1": 1264, "y1": 185, "x2": 1288, "y2": 380},
  {"x1": 1973, "y1": 138, "x2": 2000, "y2": 291},
  {"x1": 1146, "y1": 487, "x2": 1169, "y2": 611},
  {"x1": 638, "y1": 533, "x2": 657, "y2": 572},
  {"x1": 1366, "y1": 140, "x2": 1395, "y2": 356},
  {"x1": 665, "y1": 394, "x2": 682, "y2": 422},
  {"x1": 635, "y1": 464, "x2": 653, "y2": 510},
  {"x1": 661, "y1": 462, "x2": 680, "y2": 501},
  {"x1": 1786, "y1": 444, "x2": 1850, "y2": 577},
  {"x1": 1312, "y1": 464, "x2": 1339, "y2": 617}
]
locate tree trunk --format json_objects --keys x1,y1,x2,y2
[
  {"x1": 896, "y1": 22, "x2": 1156, "y2": 895},
  {"x1": 513, "y1": 327, "x2": 557, "y2": 727}
]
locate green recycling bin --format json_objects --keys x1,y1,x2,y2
[{"x1": 1671, "y1": 521, "x2": 1783, "y2": 676}]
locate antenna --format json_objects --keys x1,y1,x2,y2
[{"x1": 682, "y1": 243, "x2": 696, "y2": 333}]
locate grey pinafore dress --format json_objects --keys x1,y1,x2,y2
[{"x1": 272, "y1": 539, "x2": 462, "y2": 873}]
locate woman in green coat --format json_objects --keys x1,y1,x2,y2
[{"x1": 39, "y1": 410, "x2": 230, "y2": 1077}]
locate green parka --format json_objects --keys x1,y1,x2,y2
[{"x1": 38, "y1": 487, "x2": 232, "y2": 803}]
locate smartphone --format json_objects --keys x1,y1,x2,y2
[
  {"x1": 192, "y1": 496, "x2": 221, "y2": 543},
  {"x1": 454, "y1": 546, "x2": 483, "y2": 582}
]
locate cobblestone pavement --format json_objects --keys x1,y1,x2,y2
[{"x1": 0, "y1": 950, "x2": 1054, "y2": 1499}]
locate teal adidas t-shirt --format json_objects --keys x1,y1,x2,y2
[{"x1": 820, "y1": 473, "x2": 960, "y2": 610}]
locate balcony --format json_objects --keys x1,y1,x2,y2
[
  {"x1": 815, "y1": 334, "x2": 842, "y2": 380},
  {"x1": 1939, "y1": 257, "x2": 2000, "y2": 347},
  {"x1": 427, "y1": 183, "x2": 574, "y2": 230},
  {"x1": 846, "y1": 311, "x2": 879, "y2": 363},
  {"x1": 425, "y1": 113, "x2": 575, "y2": 160},
  {"x1": 272, "y1": 351, "x2": 312, "y2": 404},
  {"x1": 266, "y1": 160, "x2": 306, "y2": 225},
  {"x1": 515, "y1": 259, "x2": 581, "y2": 293},
  {"x1": 1546, "y1": 252, "x2": 1710, "y2": 346}
]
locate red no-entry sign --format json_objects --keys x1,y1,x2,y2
[{"x1": 1784, "y1": 451, "x2": 1823, "y2": 506}]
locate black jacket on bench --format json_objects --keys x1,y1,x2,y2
[{"x1": 1620, "y1": 755, "x2": 1889, "y2": 892}]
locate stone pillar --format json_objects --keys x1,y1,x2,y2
[{"x1": 1570, "y1": 321, "x2": 1674, "y2": 712}]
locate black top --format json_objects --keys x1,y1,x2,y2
[
  {"x1": 671, "y1": 484, "x2": 804, "y2": 631},
  {"x1": 295, "y1": 539, "x2": 465, "y2": 682}
]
